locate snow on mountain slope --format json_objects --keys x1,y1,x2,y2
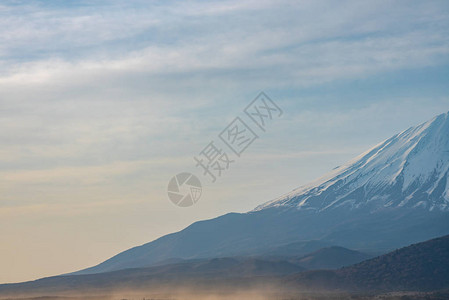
[{"x1": 255, "y1": 112, "x2": 449, "y2": 212}]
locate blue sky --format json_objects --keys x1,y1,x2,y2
[{"x1": 0, "y1": 0, "x2": 449, "y2": 283}]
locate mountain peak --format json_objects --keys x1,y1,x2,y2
[{"x1": 255, "y1": 111, "x2": 449, "y2": 212}]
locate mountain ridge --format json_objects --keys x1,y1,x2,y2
[
  {"x1": 69, "y1": 111, "x2": 449, "y2": 275},
  {"x1": 284, "y1": 234, "x2": 449, "y2": 292}
]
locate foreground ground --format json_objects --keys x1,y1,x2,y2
[{"x1": 2, "y1": 290, "x2": 449, "y2": 300}]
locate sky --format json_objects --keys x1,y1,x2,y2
[{"x1": 1, "y1": 0, "x2": 449, "y2": 283}]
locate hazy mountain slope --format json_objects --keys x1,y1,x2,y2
[
  {"x1": 285, "y1": 234, "x2": 449, "y2": 292},
  {"x1": 260, "y1": 240, "x2": 332, "y2": 257},
  {"x1": 2, "y1": 235, "x2": 448, "y2": 297},
  {"x1": 291, "y1": 246, "x2": 372, "y2": 270},
  {"x1": 0, "y1": 257, "x2": 304, "y2": 296},
  {"x1": 73, "y1": 207, "x2": 448, "y2": 275},
  {"x1": 72, "y1": 112, "x2": 449, "y2": 275}
]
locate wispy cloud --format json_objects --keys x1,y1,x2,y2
[{"x1": 1, "y1": 0, "x2": 448, "y2": 206}]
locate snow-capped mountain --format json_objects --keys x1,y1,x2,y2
[
  {"x1": 72, "y1": 112, "x2": 449, "y2": 275},
  {"x1": 256, "y1": 112, "x2": 449, "y2": 212}
]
